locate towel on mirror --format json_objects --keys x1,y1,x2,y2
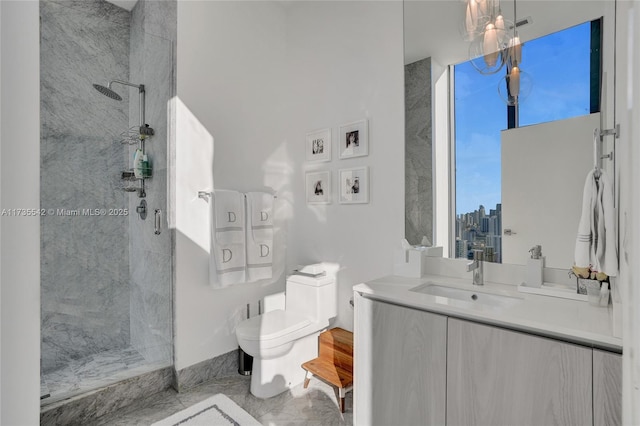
[
  {"x1": 574, "y1": 169, "x2": 617, "y2": 277},
  {"x1": 575, "y1": 169, "x2": 598, "y2": 270},
  {"x1": 210, "y1": 190, "x2": 246, "y2": 288},
  {"x1": 245, "y1": 192, "x2": 274, "y2": 282},
  {"x1": 595, "y1": 170, "x2": 617, "y2": 276}
]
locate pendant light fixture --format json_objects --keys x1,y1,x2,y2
[
  {"x1": 497, "y1": 0, "x2": 531, "y2": 107},
  {"x1": 507, "y1": 0, "x2": 521, "y2": 102},
  {"x1": 465, "y1": 0, "x2": 511, "y2": 75},
  {"x1": 462, "y1": 0, "x2": 532, "y2": 106},
  {"x1": 463, "y1": 0, "x2": 532, "y2": 102}
]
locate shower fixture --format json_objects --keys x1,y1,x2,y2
[
  {"x1": 94, "y1": 79, "x2": 154, "y2": 200},
  {"x1": 93, "y1": 83, "x2": 123, "y2": 101},
  {"x1": 93, "y1": 80, "x2": 153, "y2": 135}
]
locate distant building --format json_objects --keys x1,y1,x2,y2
[
  {"x1": 455, "y1": 239, "x2": 467, "y2": 259},
  {"x1": 484, "y1": 246, "x2": 495, "y2": 262},
  {"x1": 456, "y1": 203, "x2": 502, "y2": 263}
]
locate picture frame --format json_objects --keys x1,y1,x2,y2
[
  {"x1": 305, "y1": 128, "x2": 331, "y2": 162},
  {"x1": 305, "y1": 170, "x2": 331, "y2": 204},
  {"x1": 338, "y1": 119, "x2": 368, "y2": 159},
  {"x1": 338, "y1": 166, "x2": 369, "y2": 204}
]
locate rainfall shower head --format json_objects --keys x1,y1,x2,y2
[
  {"x1": 93, "y1": 83, "x2": 122, "y2": 101},
  {"x1": 93, "y1": 80, "x2": 147, "y2": 128}
]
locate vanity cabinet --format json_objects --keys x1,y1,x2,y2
[
  {"x1": 447, "y1": 318, "x2": 593, "y2": 426},
  {"x1": 354, "y1": 294, "x2": 622, "y2": 426},
  {"x1": 593, "y1": 349, "x2": 622, "y2": 426},
  {"x1": 354, "y1": 295, "x2": 447, "y2": 426}
]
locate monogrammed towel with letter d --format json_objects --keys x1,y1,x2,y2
[
  {"x1": 210, "y1": 190, "x2": 246, "y2": 288},
  {"x1": 246, "y1": 192, "x2": 274, "y2": 282}
]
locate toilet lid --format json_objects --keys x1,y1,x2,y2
[{"x1": 236, "y1": 309, "x2": 311, "y2": 341}]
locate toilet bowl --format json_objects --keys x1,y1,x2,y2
[{"x1": 235, "y1": 268, "x2": 337, "y2": 399}]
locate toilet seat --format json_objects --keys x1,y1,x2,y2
[{"x1": 236, "y1": 309, "x2": 311, "y2": 348}]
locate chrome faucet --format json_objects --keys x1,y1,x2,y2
[{"x1": 466, "y1": 249, "x2": 484, "y2": 286}]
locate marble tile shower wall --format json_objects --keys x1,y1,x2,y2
[
  {"x1": 405, "y1": 57, "x2": 433, "y2": 246},
  {"x1": 128, "y1": 0, "x2": 176, "y2": 364},
  {"x1": 40, "y1": 0, "x2": 132, "y2": 372}
]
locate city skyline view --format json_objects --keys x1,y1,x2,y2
[
  {"x1": 454, "y1": 20, "x2": 591, "y2": 215},
  {"x1": 454, "y1": 21, "x2": 594, "y2": 261}
]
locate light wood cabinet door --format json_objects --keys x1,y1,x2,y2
[
  {"x1": 354, "y1": 295, "x2": 447, "y2": 426},
  {"x1": 593, "y1": 349, "x2": 622, "y2": 426},
  {"x1": 447, "y1": 318, "x2": 593, "y2": 426}
]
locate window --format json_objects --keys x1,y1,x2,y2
[{"x1": 453, "y1": 20, "x2": 601, "y2": 263}]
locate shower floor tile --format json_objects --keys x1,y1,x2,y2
[
  {"x1": 40, "y1": 374, "x2": 51, "y2": 400},
  {"x1": 41, "y1": 346, "x2": 166, "y2": 406}
]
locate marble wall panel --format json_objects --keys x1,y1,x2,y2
[
  {"x1": 405, "y1": 57, "x2": 433, "y2": 246},
  {"x1": 144, "y1": 0, "x2": 177, "y2": 42},
  {"x1": 130, "y1": 249, "x2": 172, "y2": 362},
  {"x1": 40, "y1": 0, "x2": 132, "y2": 371},
  {"x1": 40, "y1": 366, "x2": 173, "y2": 425},
  {"x1": 128, "y1": 0, "x2": 175, "y2": 366}
]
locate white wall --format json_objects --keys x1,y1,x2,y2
[
  {"x1": 174, "y1": 0, "x2": 290, "y2": 370},
  {"x1": 0, "y1": 1, "x2": 41, "y2": 424},
  {"x1": 616, "y1": 1, "x2": 640, "y2": 423},
  {"x1": 284, "y1": 1, "x2": 405, "y2": 331},
  {"x1": 174, "y1": 0, "x2": 404, "y2": 369}
]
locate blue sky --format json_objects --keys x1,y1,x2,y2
[{"x1": 455, "y1": 21, "x2": 592, "y2": 215}]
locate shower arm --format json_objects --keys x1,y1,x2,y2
[{"x1": 109, "y1": 80, "x2": 146, "y2": 128}]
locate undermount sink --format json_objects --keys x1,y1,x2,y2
[{"x1": 410, "y1": 283, "x2": 522, "y2": 308}]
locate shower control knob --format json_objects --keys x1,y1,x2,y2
[{"x1": 136, "y1": 200, "x2": 147, "y2": 220}]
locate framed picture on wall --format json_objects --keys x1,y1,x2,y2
[
  {"x1": 338, "y1": 166, "x2": 369, "y2": 204},
  {"x1": 338, "y1": 119, "x2": 368, "y2": 159},
  {"x1": 306, "y1": 170, "x2": 331, "y2": 204},
  {"x1": 305, "y1": 128, "x2": 331, "y2": 162}
]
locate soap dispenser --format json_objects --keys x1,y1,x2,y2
[{"x1": 526, "y1": 245, "x2": 544, "y2": 288}]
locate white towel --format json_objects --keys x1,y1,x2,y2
[
  {"x1": 595, "y1": 170, "x2": 617, "y2": 276},
  {"x1": 575, "y1": 169, "x2": 598, "y2": 269},
  {"x1": 210, "y1": 190, "x2": 246, "y2": 288},
  {"x1": 574, "y1": 169, "x2": 618, "y2": 277},
  {"x1": 245, "y1": 192, "x2": 274, "y2": 282}
]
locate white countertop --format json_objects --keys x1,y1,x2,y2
[{"x1": 354, "y1": 274, "x2": 622, "y2": 352}]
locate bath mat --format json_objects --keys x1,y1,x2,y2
[{"x1": 152, "y1": 393, "x2": 261, "y2": 426}]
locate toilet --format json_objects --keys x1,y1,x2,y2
[{"x1": 235, "y1": 267, "x2": 337, "y2": 399}]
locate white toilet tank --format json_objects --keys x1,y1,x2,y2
[{"x1": 285, "y1": 273, "x2": 337, "y2": 323}]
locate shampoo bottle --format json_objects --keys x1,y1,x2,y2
[
  {"x1": 133, "y1": 149, "x2": 143, "y2": 179},
  {"x1": 141, "y1": 154, "x2": 151, "y2": 178},
  {"x1": 526, "y1": 245, "x2": 544, "y2": 288}
]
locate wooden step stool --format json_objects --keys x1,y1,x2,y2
[{"x1": 301, "y1": 327, "x2": 353, "y2": 413}]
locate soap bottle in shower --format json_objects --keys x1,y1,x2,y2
[
  {"x1": 141, "y1": 154, "x2": 151, "y2": 178},
  {"x1": 133, "y1": 148, "x2": 143, "y2": 179},
  {"x1": 526, "y1": 245, "x2": 544, "y2": 288}
]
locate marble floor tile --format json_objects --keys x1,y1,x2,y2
[
  {"x1": 120, "y1": 346, "x2": 146, "y2": 366},
  {"x1": 256, "y1": 380, "x2": 354, "y2": 426},
  {"x1": 41, "y1": 375, "x2": 51, "y2": 399},
  {"x1": 43, "y1": 364, "x2": 81, "y2": 398},
  {"x1": 42, "y1": 345, "x2": 156, "y2": 405},
  {"x1": 91, "y1": 389, "x2": 185, "y2": 426},
  {"x1": 92, "y1": 373, "x2": 354, "y2": 426}
]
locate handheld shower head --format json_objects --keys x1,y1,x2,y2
[{"x1": 93, "y1": 83, "x2": 122, "y2": 101}]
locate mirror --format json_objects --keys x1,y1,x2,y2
[{"x1": 403, "y1": 0, "x2": 616, "y2": 270}]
